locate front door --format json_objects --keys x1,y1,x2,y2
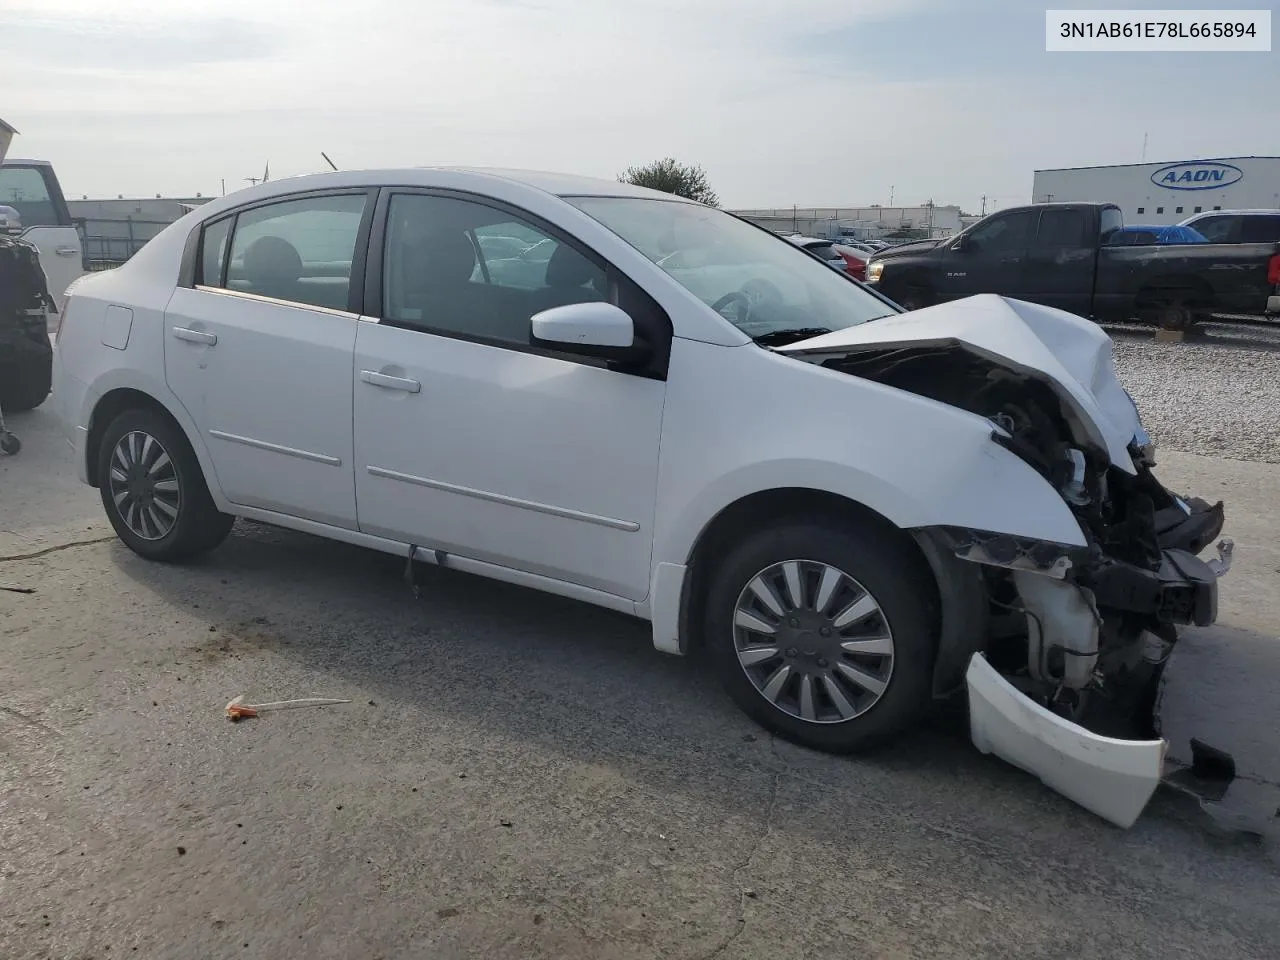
[
  {"x1": 163, "y1": 190, "x2": 374, "y2": 529},
  {"x1": 352, "y1": 191, "x2": 668, "y2": 601},
  {"x1": 1022, "y1": 207, "x2": 1096, "y2": 316},
  {"x1": 937, "y1": 208, "x2": 1036, "y2": 303}
]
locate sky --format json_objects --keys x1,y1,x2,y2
[{"x1": 1, "y1": 0, "x2": 1276, "y2": 211}]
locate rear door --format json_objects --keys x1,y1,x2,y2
[
  {"x1": 936, "y1": 209, "x2": 1036, "y2": 301},
  {"x1": 0, "y1": 162, "x2": 83, "y2": 310},
  {"x1": 163, "y1": 189, "x2": 374, "y2": 529},
  {"x1": 1022, "y1": 207, "x2": 1096, "y2": 316}
]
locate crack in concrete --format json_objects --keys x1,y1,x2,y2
[
  {"x1": 0, "y1": 535, "x2": 115, "y2": 564},
  {"x1": 0, "y1": 704, "x2": 63, "y2": 737},
  {"x1": 701, "y1": 735, "x2": 784, "y2": 960}
]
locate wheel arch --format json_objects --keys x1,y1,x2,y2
[
  {"x1": 673, "y1": 487, "x2": 940, "y2": 657},
  {"x1": 84, "y1": 385, "x2": 217, "y2": 499}
]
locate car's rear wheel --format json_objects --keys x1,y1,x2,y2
[
  {"x1": 97, "y1": 408, "x2": 233, "y2": 562},
  {"x1": 703, "y1": 520, "x2": 938, "y2": 752}
]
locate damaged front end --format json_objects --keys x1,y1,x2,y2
[{"x1": 780, "y1": 297, "x2": 1235, "y2": 827}]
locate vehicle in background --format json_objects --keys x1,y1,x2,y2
[
  {"x1": 785, "y1": 235, "x2": 849, "y2": 272},
  {"x1": 0, "y1": 158, "x2": 84, "y2": 311},
  {"x1": 1178, "y1": 208, "x2": 1280, "y2": 245},
  {"x1": 1106, "y1": 224, "x2": 1207, "y2": 246},
  {"x1": 833, "y1": 243, "x2": 868, "y2": 280},
  {"x1": 866, "y1": 202, "x2": 1280, "y2": 328}
]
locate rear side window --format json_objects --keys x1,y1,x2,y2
[
  {"x1": 1035, "y1": 209, "x2": 1088, "y2": 247},
  {"x1": 1098, "y1": 206, "x2": 1123, "y2": 238},
  {"x1": 1239, "y1": 215, "x2": 1280, "y2": 244},
  {"x1": 0, "y1": 164, "x2": 67, "y2": 228},
  {"x1": 210, "y1": 194, "x2": 368, "y2": 311},
  {"x1": 198, "y1": 217, "x2": 232, "y2": 286}
]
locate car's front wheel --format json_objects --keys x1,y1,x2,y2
[
  {"x1": 704, "y1": 520, "x2": 938, "y2": 752},
  {"x1": 97, "y1": 408, "x2": 234, "y2": 562}
]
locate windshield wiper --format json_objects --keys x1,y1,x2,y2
[{"x1": 751, "y1": 327, "x2": 833, "y2": 347}]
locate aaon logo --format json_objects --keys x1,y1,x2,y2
[{"x1": 1150, "y1": 161, "x2": 1244, "y2": 191}]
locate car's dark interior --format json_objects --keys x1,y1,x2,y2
[{"x1": 384, "y1": 214, "x2": 607, "y2": 342}]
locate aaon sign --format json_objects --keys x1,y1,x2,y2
[{"x1": 1150, "y1": 161, "x2": 1244, "y2": 191}]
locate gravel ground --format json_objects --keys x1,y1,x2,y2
[{"x1": 1111, "y1": 323, "x2": 1280, "y2": 464}]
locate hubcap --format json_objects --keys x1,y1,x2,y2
[
  {"x1": 732, "y1": 560, "x2": 895, "y2": 724},
  {"x1": 106, "y1": 431, "x2": 181, "y2": 541}
]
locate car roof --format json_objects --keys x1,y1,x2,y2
[{"x1": 214, "y1": 167, "x2": 692, "y2": 205}]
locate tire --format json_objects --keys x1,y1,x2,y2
[
  {"x1": 703, "y1": 520, "x2": 938, "y2": 753},
  {"x1": 96, "y1": 407, "x2": 234, "y2": 562},
  {"x1": 1157, "y1": 300, "x2": 1194, "y2": 332}
]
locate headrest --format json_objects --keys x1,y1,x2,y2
[
  {"x1": 544, "y1": 243, "x2": 600, "y2": 289},
  {"x1": 242, "y1": 236, "x2": 303, "y2": 286},
  {"x1": 415, "y1": 230, "x2": 477, "y2": 284}
]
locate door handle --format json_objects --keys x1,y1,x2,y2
[
  {"x1": 55, "y1": 246, "x2": 79, "y2": 257},
  {"x1": 360, "y1": 370, "x2": 421, "y2": 393},
  {"x1": 172, "y1": 326, "x2": 218, "y2": 345}
]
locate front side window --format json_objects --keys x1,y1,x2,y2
[
  {"x1": 967, "y1": 210, "x2": 1036, "y2": 254},
  {"x1": 216, "y1": 193, "x2": 368, "y2": 311},
  {"x1": 566, "y1": 197, "x2": 897, "y2": 344},
  {"x1": 0, "y1": 165, "x2": 62, "y2": 227},
  {"x1": 382, "y1": 194, "x2": 607, "y2": 345}
]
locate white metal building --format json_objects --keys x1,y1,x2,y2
[{"x1": 1032, "y1": 156, "x2": 1280, "y2": 226}]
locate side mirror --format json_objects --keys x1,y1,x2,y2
[
  {"x1": 530, "y1": 302, "x2": 650, "y2": 363},
  {"x1": 951, "y1": 236, "x2": 969, "y2": 252}
]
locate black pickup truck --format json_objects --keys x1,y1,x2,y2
[{"x1": 865, "y1": 202, "x2": 1280, "y2": 329}]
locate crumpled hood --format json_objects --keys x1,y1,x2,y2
[{"x1": 779, "y1": 294, "x2": 1142, "y2": 473}]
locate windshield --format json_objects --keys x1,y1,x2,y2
[{"x1": 566, "y1": 197, "x2": 899, "y2": 343}]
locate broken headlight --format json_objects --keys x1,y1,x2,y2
[{"x1": 938, "y1": 527, "x2": 1090, "y2": 580}]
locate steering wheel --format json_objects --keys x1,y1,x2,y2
[
  {"x1": 710, "y1": 291, "x2": 751, "y2": 323},
  {"x1": 741, "y1": 278, "x2": 784, "y2": 309}
]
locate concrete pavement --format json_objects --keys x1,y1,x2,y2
[{"x1": 2, "y1": 402, "x2": 1278, "y2": 959}]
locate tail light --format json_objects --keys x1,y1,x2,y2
[
  {"x1": 53, "y1": 297, "x2": 71, "y2": 338},
  {"x1": 1268, "y1": 252, "x2": 1280, "y2": 286}
]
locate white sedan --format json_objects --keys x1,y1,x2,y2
[{"x1": 52, "y1": 168, "x2": 1231, "y2": 826}]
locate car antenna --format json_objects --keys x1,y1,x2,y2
[{"x1": 321, "y1": 152, "x2": 338, "y2": 171}]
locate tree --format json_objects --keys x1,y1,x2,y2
[{"x1": 619, "y1": 158, "x2": 720, "y2": 207}]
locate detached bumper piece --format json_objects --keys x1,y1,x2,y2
[{"x1": 967, "y1": 653, "x2": 1166, "y2": 828}]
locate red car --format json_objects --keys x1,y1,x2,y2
[{"x1": 833, "y1": 244, "x2": 868, "y2": 281}]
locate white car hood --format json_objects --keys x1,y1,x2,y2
[{"x1": 779, "y1": 294, "x2": 1142, "y2": 473}]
